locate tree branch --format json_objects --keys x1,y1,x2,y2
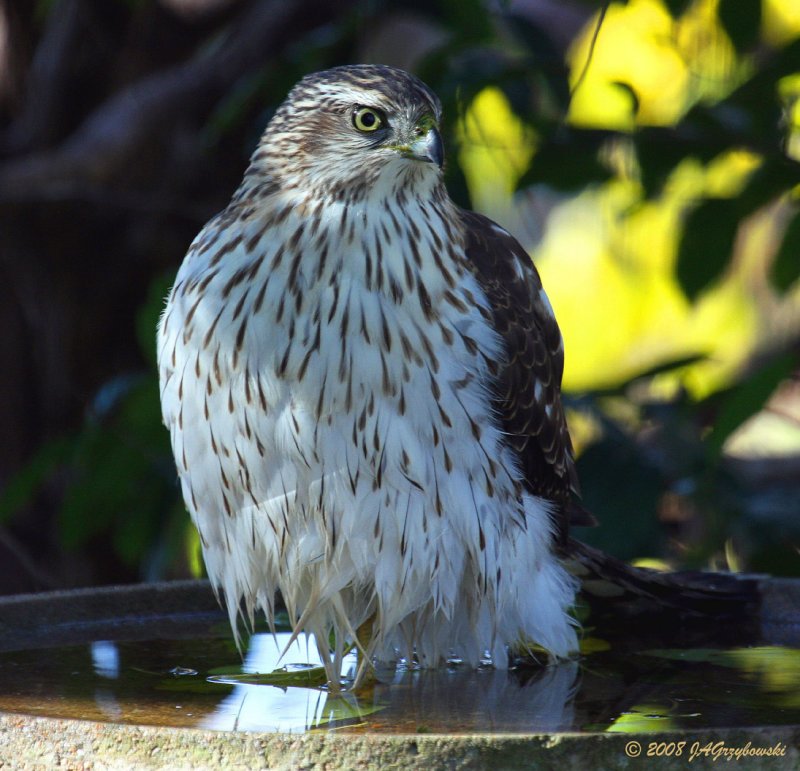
[{"x1": 0, "y1": 0, "x2": 352, "y2": 201}]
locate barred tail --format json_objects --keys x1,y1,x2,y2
[{"x1": 563, "y1": 538, "x2": 762, "y2": 642}]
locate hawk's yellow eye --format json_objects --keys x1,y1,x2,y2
[{"x1": 353, "y1": 107, "x2": 384, "y2": 132}]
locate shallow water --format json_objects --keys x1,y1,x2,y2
[{"x1": 0, "y1": 627, "x2": 799, "y2": 734}]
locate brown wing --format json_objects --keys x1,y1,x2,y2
[{"x1": 460, "y1": 209, "x2": 586, "y2": 545}]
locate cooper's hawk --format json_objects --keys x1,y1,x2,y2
[{"x1": 157, "y1": 64, "x2": 752, "y2": 688}]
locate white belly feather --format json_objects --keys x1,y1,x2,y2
[{"x1": 158, "y1": 187, "x2": 577, "y2": 680}]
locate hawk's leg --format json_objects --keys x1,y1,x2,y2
[{"x1": 351, "y1": 613, "x2": 377, "y2": 691}]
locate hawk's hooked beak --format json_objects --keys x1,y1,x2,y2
[{"x1": 408, "y1": 127, "x2": 444, "y2": 169}]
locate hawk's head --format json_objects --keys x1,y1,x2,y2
[{"x1": 255, "y1": 64, "x2": 444, "y2": 199}]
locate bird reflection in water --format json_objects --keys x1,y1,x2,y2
[{"x1": 200, "y1": 631, "x2": 578, "y2": 733}]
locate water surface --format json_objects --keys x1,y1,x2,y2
[{"x1": 1, "y1": 628, "x2": 798, "y2": 734}]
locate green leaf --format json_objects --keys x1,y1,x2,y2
[
  {"x1": 635, "y1": 128, "x2": 724, "y2": 198},
  {"x1": 137, "y1": 272, "x2": 175, "y2": 369},
  {"x1": 661, "y1": 0, "x2": 692, "y2": 17},
  {"x1": 441, "y1": 0, "x2": 492, "y2": 44},
  {"x1": 518, "y1": 131, "x2": 612, "y2": 191},
  {"x1": 619, "y1": 354, "x2": 709, "y2": 386},
  {"x1": 57, "y1": 374, "x2": 176, "y2": 564},
  {"x1": 722, "y1": 39, "x2": 800, "y2": 146},
  {"x1": 505, "y1": 14, "x2": 571, "y2": 113},
  {"x1": 676, "y1": 198, "x2": 739, "y2": 301},
  {"x1": 575, "y1": 432, "x2": 664, "y2": 560},
  {"x1": 0, "y1": 438, "x2": 73, "y2": 523},
  {"x1": 208, "y1": 666, "x2": 328, "y2": 689},
  {"x1": 584, "y1": 353, "x2": 708, "y2": 397},
  {"x1": 735, "y1": 159, "x2": 800, "y2": 221},
  {"x1": 640, "y1": 647, "x2": 733, "y2": 664},
  {"x1": 718, "y1": 0, "x2": 761, "y2": 53},
  {"x1": 705, "y1": 352, "x2": 797, "y2": 455},
  {"x1": 771, "y1": 210, "x2": 800, "y2": 292}
]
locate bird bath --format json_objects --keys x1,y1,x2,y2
[{"x1": 0, "y1": 580, "x2": 799, "y2": 769}]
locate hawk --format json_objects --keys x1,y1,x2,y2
[{"x1": 157, "y1": 64, "x2": 752, "y2": 688}]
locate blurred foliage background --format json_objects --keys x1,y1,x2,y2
[{"x1": 0, "y1": 0, "x2": 797, "y2": 594}]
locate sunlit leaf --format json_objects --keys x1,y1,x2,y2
[
  {"x1": 642, "y1": 646, "x2": 800, "y2": 702},
  {"x1": 610, "y1": 81, "x2": 640, "y2": 117},
  {"x1": 605, "y1": 703, "x2": 676, "y2": 733},
  {"x1": 308, "y1": 694, "x2": 387, "y2": 727},
  {"x1": 185, "y1": 521, "x2": 205, "y2": 578},
  {"x1": 580, "y1": 636, "x2": 611, "y2": 653}
]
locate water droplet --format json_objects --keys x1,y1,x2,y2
[
  {"x1": 283, "y1": 663, "x2": 317, "y2": 671},
  {"x1": 169, "y1": 666, "x2": 198, "y2": 677}
]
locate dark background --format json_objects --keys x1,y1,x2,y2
[{"x1": 0, "y1": 0, "x2": 798, "y2": 595}]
